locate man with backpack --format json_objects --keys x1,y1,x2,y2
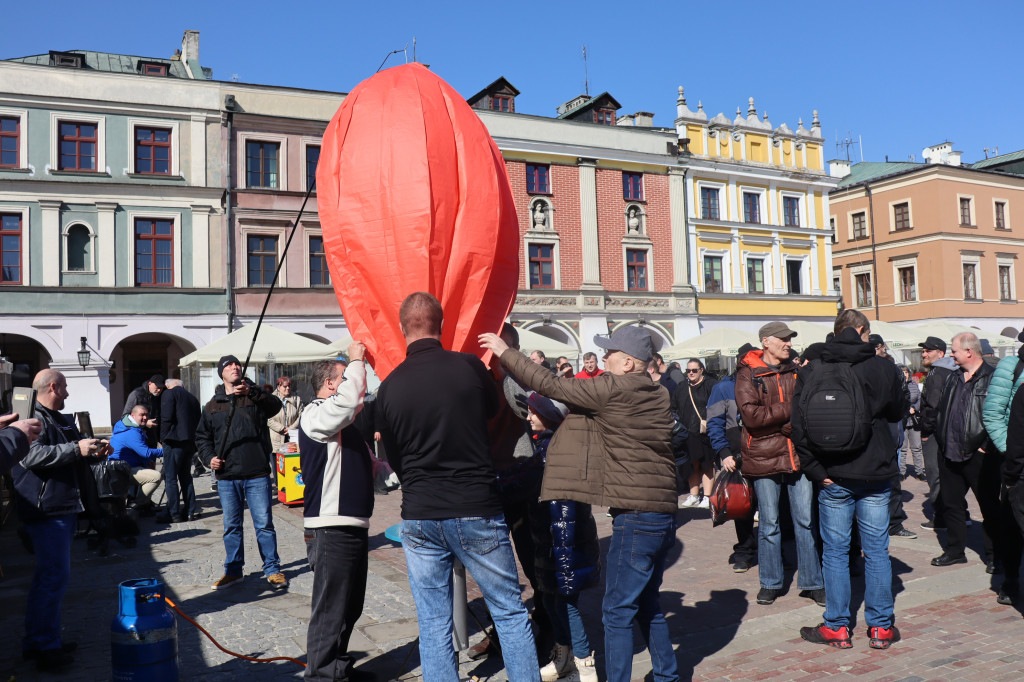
[{"x1": 792, "y1": 310, "x2": 908, "y2": 650}]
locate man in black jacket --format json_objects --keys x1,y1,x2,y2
[
  {"x1": 123, "y1": 374, "x2": 165, "y2": 447},
  {"x1": 158, "y1": 379, "x2": 202, "y2": 523},
  {"x1": 793, "y1": 310, "x2": 907, "y2": 650},
  {"x1": 196, "y1": 355, "x2": 288, "y2": 591},
  {"x1": 930, "y1": 333, "x2": 1009, "y2": 577},
  {"x1": 1000, "y1": 375, "x2": 1024, "y2": 604},
  {"x1": 918, "y1": 336, "x2": 955, "y2": 530}
]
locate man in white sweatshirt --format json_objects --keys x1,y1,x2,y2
[{"x1": 299, "y1": 343, "x2": 375, "y2": 681}]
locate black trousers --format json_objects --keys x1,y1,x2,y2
[
  {"x1": 163, "y1": 440, "x2": 196, "y2": 518},
  {"x1": 305, "y1": 526, "x2": 369, "y2": 681},
  {"x1": 1002, "y1": 483, "x2": 1024, "y2": 586},
  {"x1": 922, "y1": 436, "x2": 947, "y2": 524},
  {"x1": 938, "y1": 450, "x2": 1002, "y2": 561},
  {"x1": 500, "y1": 486, "x2": 552, "y2": 635},
  {"x1": 730, "y1": 516, "x2": 757, "y2": 564},
  {"x1": 888, "y1": 474, "x2": 907, "y2": 533}
]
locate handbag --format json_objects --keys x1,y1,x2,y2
[
  {"x1": 688, "y1": 383, "x2": 708, "y2": 434},
  {"x1": 709, "y1": 467, "x2": 756, "y2": 527}
]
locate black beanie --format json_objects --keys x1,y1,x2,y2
[{"x1": 217, "y1": 355, "x2": 241, "y2": 379}]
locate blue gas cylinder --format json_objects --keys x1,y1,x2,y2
[{"x1": 111, "y1": 578, "x2": 179, "y2": 681}]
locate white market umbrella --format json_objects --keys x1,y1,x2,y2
[{"x1": 178, "y1": 323, "x2": 332, "y2": 366}]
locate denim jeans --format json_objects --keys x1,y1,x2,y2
[
  {"x1": 541, "y1": 591, "x2": 590, "y2": 659},
  {"x1": 752, "y1": 473, "x2": 823, "y2": 591},
  {"x1": 603, "y1": 511, "x2": 679, "y2": 682},
  {"x1": 818, "y1": 479, "x2": 893, "y2": 629},
  {"x1": 219, "y1": 475, "x2": 280, "y2": 577},
  {"x1": 401, "y1": 516, "x2": 539, "y2": 682},
  {"x1": 23, "y1": 514, "x2": 77, "y2": 653},
  {"x1": 163, "y1": 441, "x2": 196, "y2": 518}
]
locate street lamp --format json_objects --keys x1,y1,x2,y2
[{"x1": 77, "y1": 337, "x2": 91, "y2": 369}]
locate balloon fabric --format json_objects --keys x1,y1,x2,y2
[{"x1": 317, "y1": 63, "x2": 520, "y2": 379}]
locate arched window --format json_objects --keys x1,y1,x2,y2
[{"x1": 66, "y1": 223, "x2": 92, "y2": 271}]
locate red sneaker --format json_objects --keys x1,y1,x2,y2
[
  {"x1": 800, "y1": 623, "x2": 852, "y2": 648},
  {"x1": 867, "y1": 625, "x2": 901, "y2": 649}
]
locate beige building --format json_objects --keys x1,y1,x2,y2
[{"x1": 829, "y1": 144, "x2": 1024, "y2": 340}]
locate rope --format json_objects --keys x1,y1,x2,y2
[{"x1": 164, "y1": 596, "x2": 306, "y2": 668}]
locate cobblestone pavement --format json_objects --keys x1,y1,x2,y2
[{"x1": 1, "y1": 474, "x2": 1023, "y2": 681}]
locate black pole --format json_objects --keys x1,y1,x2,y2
[{"x1": 213, "y1": 178, "x2": 318, "y2": 463}]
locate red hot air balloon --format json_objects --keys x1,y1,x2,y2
[{"x1": 317, "y1": 63, "x2": 520, "y2": 379}]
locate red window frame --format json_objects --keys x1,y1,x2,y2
[
  {"x1": 248, "y1": 234, "x2": 279, "y2": 286},
  {"x1": 134, "y1": 218, "x2": 174, "y2": 287},
  {"x1": 309, "y1": 235, "x2": 330, "y2": 286},
  {"x1": 627, "y1": 249, "x2": 648, "y2": 291},
  {"x1": 0, "y1": 116, "x2": 19, "y2": 168},
  {"x1": 528, "y1": 243, "x2": 554, "y2": 289},
  {"x1": 142, "y1": 63, "x2": 167, "y2": 76},
  {"x1": 623, "y1": 172, "x2": 643, "y2": 201},
  {"x1": 58, "y1": 121, "x2": 97, "y2": 171},
  {"x1": 1, "y1": 213, "x2": 22, "y2": 284},
  {"x1": 595, "y1": 109, "x2": 616, "y2": 125},
  {"x1": 491, "y1": 95, "x2": 512, "y2": 112},
  {"x1": 135, "y1": 127, "x2": 171, "y2": 175},
  {"x1": 526, "y1": 164, "x2": 550, "y2": 194}
]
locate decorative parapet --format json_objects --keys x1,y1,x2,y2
[{"x1": 513, "y1": 289, "x2": 697, "y2": 314}]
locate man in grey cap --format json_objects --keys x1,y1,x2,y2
[{"x1": 481, "y1": 325, "x2": 680, "y2": 682}]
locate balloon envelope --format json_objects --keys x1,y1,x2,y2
[{"x1": 317, "y1": 63, "x2": 519, "y2": 379}]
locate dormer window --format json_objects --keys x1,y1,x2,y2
[
  {"x1": 491, "y1": 95, "x2": 513, "y2": 112},
  {"x1": 139, "y1": 62, "x2": 168, "y2": 76},
  {"x1": 49, "y1": 51, "x2": 83, "y2": 69},
  {"x1": 595, "y1": 109, "x2": 616, "y2": 125}
]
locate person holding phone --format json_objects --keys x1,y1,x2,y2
[{"x1": 0, "y1": 411, "x2": 42, "y2": 473}]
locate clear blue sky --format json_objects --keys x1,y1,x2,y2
[{"x1": 6, "y1": 1, "x2": 1022, "y2": 165}]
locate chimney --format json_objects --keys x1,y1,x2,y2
[
  {"x1": 921, "y1": 141, "x2": 961, "y2": 166},
  {"x1": 632, "y1": 111, "x2": 655, "y2": 127},
  {"x1": 181, "y1": 30, "x2": 199, "y2": 65},
  {"x1": 615, "y1": 114, "x2": 635, "y2": 127},
  {"x1": 828, "y1": 159, "x2": 852, "y2": 179}
]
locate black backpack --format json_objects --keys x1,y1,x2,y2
[{"x1": 798, "y1": 360, "x2": 872, "y2": 455}]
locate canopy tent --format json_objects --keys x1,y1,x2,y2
[
  {"x1": 322, "y1": 335, "x2": 382, "y2": 393},
  {"x1": 909, "y1": 322, "x2": 1016, "y2": 348},
  {"x1": 516, "y1": 327, "x2": 580, "y2": 366},
  {"x1": 779, "y1": 320, "x2": 834, "y2": 352},
  {"x1": 178, "y1": 323, "x2": 333, "y2": 366},
  {"x1": 661, "y1": 327, "x2": 759, "y2": 362},
  {"x1": 866, "y1": 320, "x2": 924, "y2": 350}
]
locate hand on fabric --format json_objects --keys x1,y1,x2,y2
[
  {"x1": 210, "y1": 457, "x2": 224, "y2": 471},
  {"x1": 780, "y1": 422, "x2": 793, "y2": 438},
  {"x1": 722, "y1": 455, "x2": 737, "y2": 472},
  {"x1": 478, "y1": 333, "x2": 509, "y2": 357},
  {"x1": 348, "y1": 341, "x2": 366, "y2": 363}
]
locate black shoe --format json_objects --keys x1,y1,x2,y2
[
  {"x1": 920, "y1": 520, "x2": 946, "y2": 531},
  {"x1": 155, "y1": 511, "x2": 173, "y2": 523},
  {"x1": 756, "y1": 587, "x2": 780, "y2": 605},
  {"x1": 345, "y1": 670, "x2": 378, "y2": 681},
  {"x1": 800, "y1": 588, "x2": 827, "y2": 608},
  {"x1": 732, "y1": 559, "x2": 753, "y2": 573},
  {"x1": 931, "y1": 552, "x2": 967, "y2": 567},
  {"x1": 188, "y1": 512, "x2": 202, "y2": 521},
  {"x1": 171, "y1": 514, "x2": 186, "y2": 523},
  {"x1": 211, "y1": 480, "x2": 218, "y2": 491},
  {"x1": 987, "y1": 560, "x2": 1003, "y2": 575},
  {"x1": 23, "y1": 641, "x2": 77, "y2": 660},
  {"x1": 890, "y1": 527, "x2": 918, "y2": 539},
  {"x1": 34, "y1": 649, "x2": 75, "y2": 671}
]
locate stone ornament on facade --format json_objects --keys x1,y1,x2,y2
[
  {"x1": 529, "y1": 198, "x2": 553, "y2": 232},
  {"x1": 625, "y1": 204, "x2": 645, "y2": 235}
]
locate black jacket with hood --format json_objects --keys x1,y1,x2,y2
[
  {"x1": 791, "y1": 327, "x2": 908, "y2": 484},
  {"x1": 195, "y1": 382, "x2": 281, "y2": 480}
]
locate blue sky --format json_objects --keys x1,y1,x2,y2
[{"x1": 6, "y1": 1, "x2": 1022, "y2": 165}]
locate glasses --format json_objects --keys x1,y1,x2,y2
[{"x1": 686, "y1": 369, "x2": 702, "y2": 374}]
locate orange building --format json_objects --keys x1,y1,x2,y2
[{"x1": 829, "y1": 144, "x2": 1024, "y2": 338}]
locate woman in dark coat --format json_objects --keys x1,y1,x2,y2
[{"x1": 673, "y1": 357, "x2": 718, "y2": 508}]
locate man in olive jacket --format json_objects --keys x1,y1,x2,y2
[{"x1": 481, "y1": 325, "x2": 679, "y2": 682}]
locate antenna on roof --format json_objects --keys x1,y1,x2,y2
[
  {"x1": 984, "y1": 147, "x2": 990, "y2": 159},
  {"x1": 835, "y1": 132, "x2": 860, "y2": 162},
  {"x1": 376, "y1": 44, "x2": 408, "y2": 73},
  {"x1": 582, "y1": 45, "x2": 589, "y2": 96},
  {"x1": 413, "y1": 37, "x2": 416, "y2": 63}
]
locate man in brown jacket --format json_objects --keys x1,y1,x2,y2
[
  {"x1": 737, "y1": 321, "x2": 824, "y2": 607},
  {"x1": 481, "y1": 325, "x2": 679, "y2": 682}
]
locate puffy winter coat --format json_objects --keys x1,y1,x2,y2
[
  {"x1": 982, "y1": 351, "x2": 1024, "y2": 454},
  {"x1": 735, "y1": 349, "x2": 800, "y2": 478},
  {"x1": 109, "y1": 415, "x2": 164, "y2": 468}
]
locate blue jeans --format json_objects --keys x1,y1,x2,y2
[
  {"x1": 218, "y1": 476, "x2": 280, "y2": 577},
  {"x1": 818, "y1": 479, "x2": 893, "y2": 630},
  {"x1": 401, "y1": 516, "x2": 539, "y2": 682},
  {"x1": 541, "y1": 591, "x2": 590, "y2": 659},
  {"x1": 752, "y1": 473, "x2": 823, "y2": 591},
  {"x1": 603, "y1": 511, "x2": 679, "y2": 682},
  {"x1": 23, "y1": 514, "x2": 77, "y2": 653}
]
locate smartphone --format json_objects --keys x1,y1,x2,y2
[
  {"x1": 76, "y1": 412, "x2": 94, "y2": 439},
  {"x1": 12, "y1": 387, "x2": 35, "y2": 421}
]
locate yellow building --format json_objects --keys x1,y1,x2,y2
[{"x1": 674, "y1": 88, "x2": 840, "y2": 332}]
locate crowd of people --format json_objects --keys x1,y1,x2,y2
[{"x1": 3, "y1": 299, "x2": 1024, "y2": 679}]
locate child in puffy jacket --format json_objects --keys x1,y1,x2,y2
[{"x1": 526, "y1": 392, "x2": 600, "y2": 682}]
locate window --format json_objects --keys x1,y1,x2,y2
[
  {"x1": 893, "y1": 202, "x2": 911, "y2": 231},
  {"x1": 786, "y1": 260, "x2": 802, "y2": 294},
  {"x1": 832, "y1": 268, "x2": 842, "y2": 296},
  {"x1": 898, "y1": 266, "x2": 916, "y2": 302},
  {"x1": 622, "y1": 172, "x2": 643, "y2": 201},
  {"x1": 703, "y1": 255, "x2": 723, "y2": 293},
  {"x1": 999, "y1": 265, "x2": 1013, "y2": 301},
  {"x1": 996, "y1": 201, "x2": 1007, "y2": 229},
  {"x1": 963, "y1": 263, "x2": 978, "y2": 300},
  {"x1": 527, "y1": 164, "x2": 550, "y2": 194},
  {"x1": 700, "y1": 187, "x2": 720, "y2": 220},
  {"x1": 247, "y1": 235, "x2": 279, "y2": 286},
  {"x1": 134, "y1": 218, "x2": 173, "y2": 286},
  {"x1": 528, "y1": 244, "x2": 554, "y2": 289},
  {"x1": 743, "y1": 192, "x2": 760, "y2": 223},
  {"x1": 491, "y1": 95, "x2": 512, "y2": 112},
  {"x1": 58, "y1": 121, "x2": 97, "y2": 171},
  {"x1": 66, "y1": 224, "x2": 91, "y2": 271},
  {"x1": 309, "y1": 235, "x2": 329, "y2": 287},
  {"x1": 134, "y1": 127, "x2": 171, "y2": 175},
  {"x1": 852, "y1": 212, "x2": 867, "y2": 239},
  {"x1": 830, "y1": 217, "x2": 837, "y2": 244},
  {"x1": 746, "y1": 258, "x2": 765, "y2": 293},
  {"x1": 0, "y1": 116, "x2": 19, "y2": 168},
  {"x1": 626, "y1": 249, "x2": 648, "y2": 291},
  {"x1": 1, "y1": 213, "x2": 22, "y2": 284},
  {"x1": 143, "y1": 63, "x2": 167, "y2": 76},
  {"x1": 595, "y1": 109, "x2": 615, "y2": 125},
  {"x1": 959, "y1": 197, "x2": 973, "y2": 226},
  {"x1": 246, "y1": 141, "x2": 280, "y2": 188},
  {"x1": 783, "y1": 196, "x2": 800, "y2": 227},
  {"x1": 855, "y1": 273, "x2": 872, "y2": 307},
  {"x1": 306, "y1": 145, "x2": 320, "y2": 192}
]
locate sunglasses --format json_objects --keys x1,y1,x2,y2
[{"x1": 686, "y1": 369, "x2": 702, "y2": 374}]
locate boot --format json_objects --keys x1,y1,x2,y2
[
  {"x1": 575, "y1": 652, "x2": 598, "y2": 682},
  {"x1": 540, "y1": 643, "x2": 573, "y2": 682}
]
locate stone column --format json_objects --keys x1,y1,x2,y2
[
  {"x1": 578, "y1": 158, "x2": 601, "y2": 288},
  {"x1": 191, "y1": 205, "x2": 212, "y2": 288},
  {"x1": 39, "y1": 199, "x2": 63, "y2": 287},
  {"x1": 668, "y1": 167, "x2": 692, "y2": 292},
  {"x1": 190, "y1": 114, "x2": 208, "y2": 185},
  {"x1": 95, "y1": 201, "x2": 117, "y2": 287}
]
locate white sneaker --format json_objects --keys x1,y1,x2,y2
[
  {"x1": 540, "y1": 643, "x2": 573, "y2": 681},
  {"x1": 575, "y1": 653, "x2": 598, "y2": 682},
  {"x1": 679, "y1": 494, "x2": 700, "y2": 508},
  {"x1": 698, "y1": 496, "x2": 710, "y2": 509}
]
